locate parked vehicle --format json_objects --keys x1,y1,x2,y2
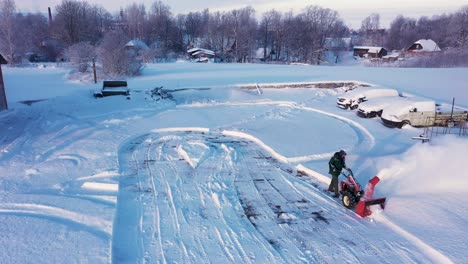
[
  {"x1": 336, "y1": 88, "x2": 399, "y2": 110},
  {"x1": 380, "y1": 98, "x2": 436, "y2": 128},
  {"x1": 381, "y1": 98, "x2": 468, "y2": 128},
  {"x1": 357, "y1": 96, "x2": 407, "y2": 118}
]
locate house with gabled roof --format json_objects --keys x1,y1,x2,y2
[{"x1": 407, "y1": 39, "x2": 441, "y2": 56}]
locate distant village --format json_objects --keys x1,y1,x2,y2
[
  {"x1": 187, "y1": 37, "x2": 442, "y2": 64},
  {"x1": 0, "y1": 0, "x2": 467, "y2": 74}
]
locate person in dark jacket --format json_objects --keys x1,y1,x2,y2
[{"x1": 328, "y1": 150, "x2": 349, "y2": 197}]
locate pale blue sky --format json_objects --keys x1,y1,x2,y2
[{"x1": 14, "y1": 0, "x2": 467, "y2": 29}]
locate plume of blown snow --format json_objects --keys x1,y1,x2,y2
[{"x1": 376, "y1": 135, "x2": 468, "y2": 196}]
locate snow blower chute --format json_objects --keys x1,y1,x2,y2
[{"x1": 339, "y1": 170, "x2": 386, "y2": 217}]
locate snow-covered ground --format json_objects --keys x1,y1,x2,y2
[{"x1": 0, "y1": 62, "x2": 467, "y2": 263}]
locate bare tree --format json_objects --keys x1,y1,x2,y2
[
  {"x1": 386, "y1": 15, "x2": 417, "y2": 50},
  {"x1": 83, "y1": 6, "x2": 113, "y2": 44},
  {"x1": 65, "y1": 42, "x2": 95, "y2": 72},
  {"x1": 230, "y1": 6, "x2": 257, "y2": 62},
  {"x1": 123, "y1": 3, "x2": 147, "y2": 41},
  {"x1": 183, "y1": 10, "x2": 210, "y2": 47},
  {"x1": 259, "y1": 11, "x2": 272, "y2": 61},
  {"x1": 203, "y1": 10, "x2": 236, "y2": 60},
  {"x1": 52, "y1": 0, "x2": 86, "y2": 45},
  {"x1": 52, "y1": 0, "x2": 112, "y2": 47},
  {"x1": 17, "y1": 13, "x2": 49, "y2": 55},
  {"x1": 0, "y1": 0, "x2": 18, "y2": 63},
  {"x1": 270, "y1": 10, "x2": 284, "y2": 62},
  {"x1": 360, "y1": 13, "x2": 380, "y2": 32},
  {"x1": 449, "y1": 6, "x2": 468, "y2": 48},
  {"x1": 359, "y1": 13, "x2": 384, "y2": 46},
  {"x1": 301, "y1": 5, "x2": 345, "y2": 64},
  {"x1": 148, "y1": 1, "x2": 172, "y2": 47},
  {"x1": 281, "y1": 11, "x2": 302, "y2": 63},
  {"x1": 258, "y1": 10, "x2": 282, "y2": 62},
  {"x1": 98, "y1": 30, "x2": 142, "y2": 76}
]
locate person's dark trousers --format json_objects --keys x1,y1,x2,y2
[{"x1": 328, "y1": 173, "x2": 340, "y2": 196}]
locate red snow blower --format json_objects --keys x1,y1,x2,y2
[{"x1": 339, "y1": 169, "x2": 386, "y2": 217}]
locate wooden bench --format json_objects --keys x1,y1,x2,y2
[{"x1": 94, "y1": 81, "x2": 130, "y2": 97}]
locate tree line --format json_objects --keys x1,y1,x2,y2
[{"x1": 0, "y1": 0, "x2": 467, "y2": 75}]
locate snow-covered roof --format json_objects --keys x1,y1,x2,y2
[
  {"x1": 382, "y1": 53, "x2": 399, "y2": 58},
  {"x1": 192, "y1": 50, "x2": 214, "y2": 57},
  {"x1": 410, "y1": 39, "x2": 441, "y2": 52},
  {"x1": 187, "y1": 48, "x2": 215, "y2": 56},
  {"x1": 125, "y1": 39, "x2": 149, "y2": 49},
  {"x1": 358, "y1": 96, "x2": 406, "y2": 112},
  {"x1": 353, "y1": 46, "x2": 385, "y2": 53},
  {"x1": 382, "y1": 97, "x2": 436, "y2": 119},
  {"x1": 339, "y1": 87, "x2": 399, "y2": 101},
  {"x1": 255, "y1": 48, "x2": 270, "y2": 59}
]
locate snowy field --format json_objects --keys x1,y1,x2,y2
[{"x1": 0, "y1": 62, "x2": 467, "y2": 263}]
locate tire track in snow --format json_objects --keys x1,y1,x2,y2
[
  {"x1": 143, "y1": 140, "x2": 168, "y2": 264},
  {"x1": 373, "y1": 213, "x2": 454, "y2": 264},
  {"x1": 234, "y1": 148, "x2": 318, "y2": 263},
  {"x1": 195, "y1": 139, "x2": 258, "y2": 264},
  {"x1": 115, "y1": 131, "x2": 284, "y2": 263},
  {"x1": 113, "y1": 133, "x2": 151, "y2": 263}
]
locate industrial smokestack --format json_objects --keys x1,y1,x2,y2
[{"x1": 48, "y1": 7, "x2": 52, "y2": 25}]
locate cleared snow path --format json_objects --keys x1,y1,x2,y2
[{"x1": 113, "y1": 129, "x2": 437, "y2": 264}]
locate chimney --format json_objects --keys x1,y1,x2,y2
[{"x1": 48, "y1": 7, "x2": 52, "y2": 25}]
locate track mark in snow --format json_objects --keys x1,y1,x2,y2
[
  {"x1": 181, "y1": 100, "x2": 375, "y2": 159},
  {"x1": 54, "y1": 154, "x2": 86, "y2": 166},
  {"x1": 81, "y1": 182, "x2": 118, "y2": 193},
  {"x1": 0, "y1": 203, "x2": 111, "y2": 238},
  {"x1": 77, "y1": 170, "x2": 120, "y2": 181},
  {"x1": 373, "y1": 213, "x2": 454, "y2": 264},
  {"x1": 114, "y1": 129, "x2": 433, "y2": 264}
]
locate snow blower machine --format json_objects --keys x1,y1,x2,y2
[{"x1": 339, "y1": 169, "x2": 386, "y2": 217}]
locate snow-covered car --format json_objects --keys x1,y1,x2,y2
[
  {"x1": 336, "y1": 88, "x2": 399, "y2": 110},
  {"x1": 357, "y1": 96, "x2": 407, "y2": 118},
  {"x1": 380, "y1": 98, "x2": 436, "y2": 128}
]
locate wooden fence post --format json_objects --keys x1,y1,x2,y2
[{"x1": 0, "y1": 54, "x2": 8, "y2": 111}]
